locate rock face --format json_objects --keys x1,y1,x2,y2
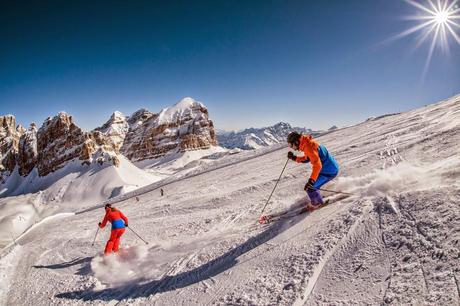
[
  {"x1": 120, "y1": 97, "x2": 218, "y2": 161},
  {"x1": 36, "y1": 112, "x2": 119, "y2": 176},
  {"x1": 18, "y1": 123, "x2": 38, "y2": 176},
  {"x1": 0, "y1": 112, "x2": 120, "y2": 178},
  {"x1": 36, "y1": 112, "x2": 87, "y2": 176},
  {"x1": 94, "y1": 111, "x2": 129, "y2": 151},
  {"x1": 216, "y1": 122, "x2": 321, "y2": 150},
  {"x1": 0, "y1": 97, "x2": 218, "y2": 179},
  {"x1": 0, "y1": 115, "x2": 24, "y2": 175}
]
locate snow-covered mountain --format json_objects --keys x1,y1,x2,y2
[
  {"x1": 94, "y1": 111, "x2": 129, "y2": 151},
  {"x1": 120, "y1": 97, "x2": 218, "y2": 161},
  {"x1": 95, "y1": 97, "x2": 218, "y2": 162},
  {"x1": 216, "y1": 122, "x2": 323, "y2": 150},
  {"x1": 1, "y1": 97, "x2": 219, "y2": 184},
  {"x1": 1, "y1": 112, "x2": 122, "y2": 184},
  {"x1": 1, "y1": 94, "x2": 459, "y2": 305}
]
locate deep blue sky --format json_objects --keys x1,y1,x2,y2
[{"x1": 1, "y1": 0, "x2": 459, "y2": 131}]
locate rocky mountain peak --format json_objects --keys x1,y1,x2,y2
[
  {"x1": 127, "y1": 109, "x2": 156, "y2": 127},
  {"x1": 121, "y1": 98, "x2": 217, "y2": 161},
  {"x1": 18, "y1": 123, "x2": 38, "y2": 176},
  {"x1": 95, "y1": 111, "x2": 130, "y2": 151},
  {"x1": 33, "y1": 112, "x2": 120, "y2": 176},
  {"x1": 0, "y1": 114, "x2": 25, "y2": 175},
  {"x1": 1, "y1": 115, "x2": 17, "y2": 133}
]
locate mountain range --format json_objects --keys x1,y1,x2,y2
[
  {"x1": 216, "y1": 122, "x2": 336, "y2": 150},
  {"x1": 0, "y1": 97, "x2": 217, "y2": 185}
]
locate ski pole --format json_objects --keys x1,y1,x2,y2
[
  {"x1": 127, "y1": 226, "x2": 149, "y2": 245},
  {"x1": 259, "y1": 158, "x2": 289, "y2": 216},
  {"x1": 318, "y1": 188, "x2": 355, "y2": 196},
  {"x1": 91, "y1": 227, "x2": 100, "y2": 246}
]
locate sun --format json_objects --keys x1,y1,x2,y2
[
  {"x1": 389, "y1": 0, "x2": 460, "y2": 78},
  {"x1": 435, "y1": 10, "x2": 450, "y2": 24}
]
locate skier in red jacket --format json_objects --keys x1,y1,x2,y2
[{"x1": 98, "y1": 203, "x2": 128, "y2": 255}]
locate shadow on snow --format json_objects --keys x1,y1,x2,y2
[{"x1": 33, "y1": 256, "x2": 93, "y2": 276}]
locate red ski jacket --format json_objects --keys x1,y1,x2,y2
[{"x1": 100, "y1": 208, "x2": 128, "y2": 230}]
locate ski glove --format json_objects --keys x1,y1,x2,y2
[
  {"x1": 304, "y1": 178, "x2": 316, "y2": 191},
  {"x1": 287, "y1": 151, "x2": 296, "y2": 161},
  {"x1": 98, "y1": 222, "x2": 102, "y2": 228}
]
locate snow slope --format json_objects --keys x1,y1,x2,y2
[
  {"x1": 1, "y1": 94, "x2": 460, "y2": 305},
  {"x1": 134, "y1": 146, "x2": 228, "y2": 180},
  {"x1": 0, "y1": 156, "x2": 160, "y2": 248}
]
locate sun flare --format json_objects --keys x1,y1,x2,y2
[
  {"x1": 391, "y1": 0, "x2": 460, "y2": 78},
  {"x1": 435, "y1": 10, "x2": 449, "y2": 24}
]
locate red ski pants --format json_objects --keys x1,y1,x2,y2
[{"x1": 104, "y1": 228, "x2": 125, "y2": 255}]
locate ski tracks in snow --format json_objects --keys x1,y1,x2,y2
[
  {"x1": 293, "y1": 200, "x2": 374, "y2": 305},
  {"x1": 377, "y1": 189, "x2": 460, "y2": 305},
  {"x1": 216, "y1": 196, "x2": 368, "y2": 305}
]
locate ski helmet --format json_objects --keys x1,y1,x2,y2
[
  {"x1": 105, "y1": 203, "x2": 112, "y2": 209},
  {"x1": 287, "y1": 131, "x2": 301, "y2": 145}
]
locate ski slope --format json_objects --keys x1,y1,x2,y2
[{"x1": 1, "y1": 95, "x2": 459, "y2": 305}]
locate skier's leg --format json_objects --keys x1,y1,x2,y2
[
  {"x1": 113, "y1": 228, "x2": 125, "y2": 252},
  {"x1": 314, "y1": 173, "x2": 337, "y2": 189},
  {"x1": 307, "y1": 189, "x2": 323, "y2": 206},
  {"x1": 104, "y1": 230, "x2": 117, "y2": 255},
  {"x1": 306, "y1": 173, "x2": 338, "y2": 207}
]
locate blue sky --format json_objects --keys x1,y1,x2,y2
[{"x1": 1, "y1": 0, "x2": 459, "y2": 131}]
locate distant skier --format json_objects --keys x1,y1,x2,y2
[
  {"x1": 287, "y1": 131, "x2": 339, "y2": 210},
  {"x1": 98, "y1": 203, "x2": 129, "y2": 255},
  {"x1": 160, "y1": 188, "x2": 164, "y2": 196}
]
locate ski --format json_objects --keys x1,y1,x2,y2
[
  {"x1": 258, "y1": 200, "x2": 308, "y2": 224},
  {"x1": 259, "y1": 198, "x2": 334, "y2": 224}
]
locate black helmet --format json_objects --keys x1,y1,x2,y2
[
  {"x1": 287, "y1": 131, "x2": 301, "y2": 145},
  {"x1": 104, "y1": 203, "x2": 112, "y2": 209}
]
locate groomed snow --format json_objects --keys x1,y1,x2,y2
[{"x1": 1, "y1": 94, "x2": 459, "y2": 305}]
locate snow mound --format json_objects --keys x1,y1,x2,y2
[{"x1": 2, "y1": 155, "x2": 159, "y2": 206}]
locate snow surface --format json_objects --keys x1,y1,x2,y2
[
  {"x1": 0, "y1": 155, "x2": 161, "y2": 248},
  {"x1": 134, "y1": 146, "x2": 228, "y2": 180},
  {"x1": 1, "y1": 94, "x2": 460, "y2": 305}
]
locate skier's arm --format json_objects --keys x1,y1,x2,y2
[
  {"x1": 120, "y1": 211, "x2": 129, "y2": 227},
  {"x1": 295, "y1": 155, "x2": 310, "y2": 163},
  {"x1": 100, "y1": 213, "x2": 109, "y2": 228},
  {"x1": 306, "y1": 148, "x2": 322, "y2": 181}
]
